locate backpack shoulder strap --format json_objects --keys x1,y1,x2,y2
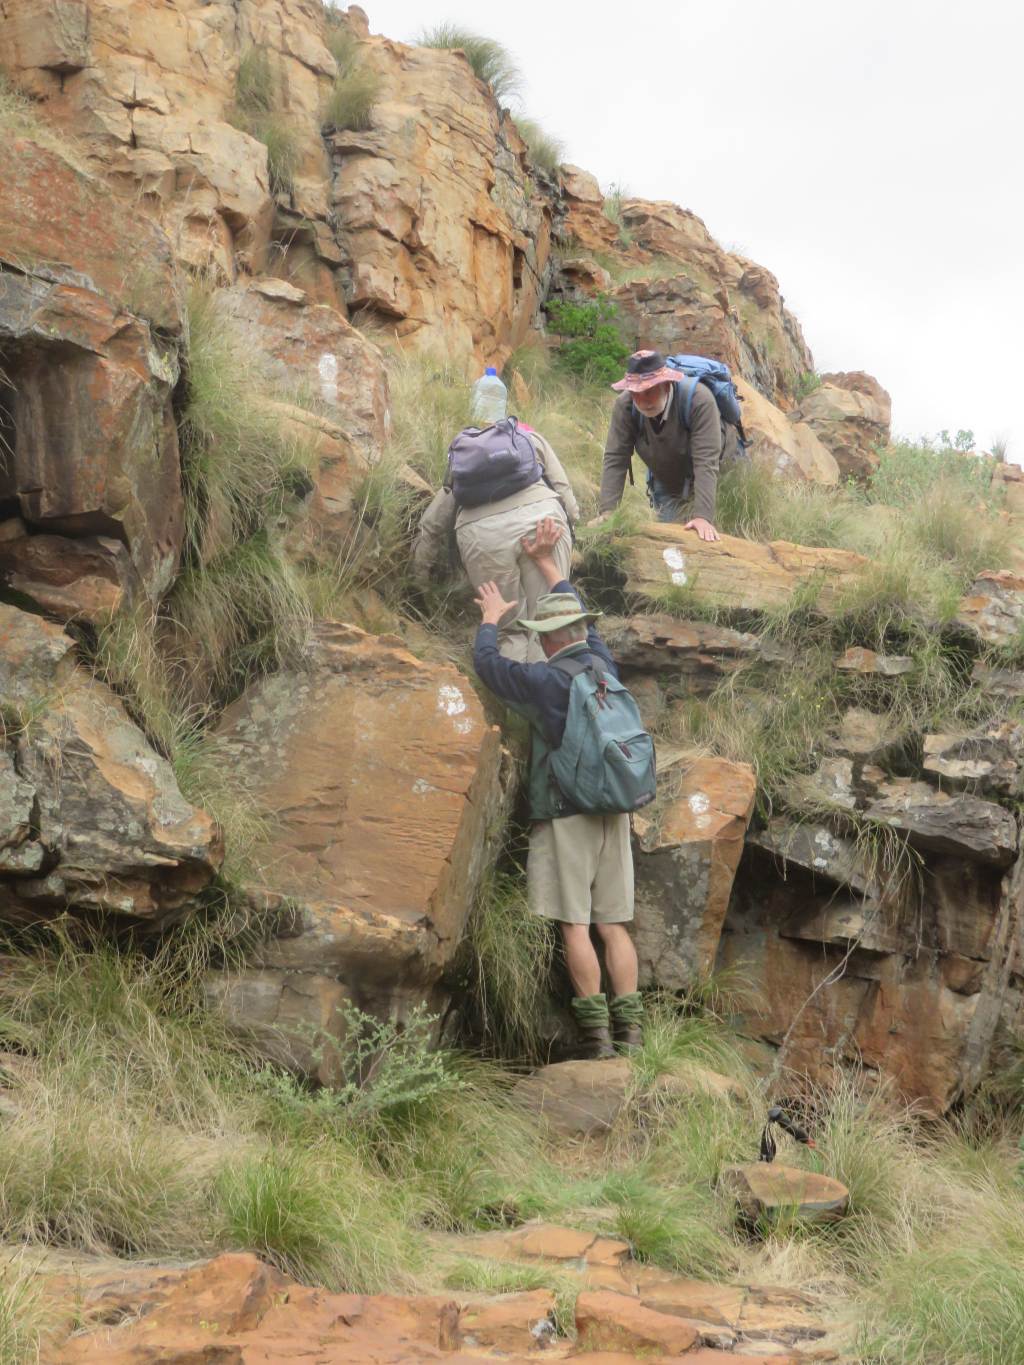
[
  {"x1": 677, "y1": 375, "x2": 699, "y2": 430},
  {"x1": 551, "y1": 653, "x2": 606, "y2": 681}
]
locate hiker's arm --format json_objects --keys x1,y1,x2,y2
[
  {"x1": 473, "y1": 585, "x2": 549, "y2": 706},
  {"x1": 598, "y1": 399, "x2": 635, "y2": 514},
  {"x1": 412, "y1": 488, "x2": 457, "y2": 583},
  {"x1": 530, "y1": 433, "x2": 580, "y2": 525},
  {"x1": 688, "y1": 386, "x2": 722, "y2": 532},
  {"x1": 521, "y1": 516, "x2": 570, "y2": 589}
]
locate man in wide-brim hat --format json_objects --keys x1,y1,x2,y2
[
  {"x1": 594, "y1": 349, "x2": 728, "y2": 540},
  {"x1": 472, "y1": 516, "x2": 644, "y2": 1059}
]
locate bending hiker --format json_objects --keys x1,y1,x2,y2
[
  {"x1": 413, "y1": 420, "x2": 579, "y2": 662},
  {"x1": 595, "y1": 349, "x2": 742, "y2": 541},
  {"x1": 472, "y1": 515, "x2": 650, "y2": 1058}
]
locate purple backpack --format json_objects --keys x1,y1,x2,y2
[{"x1": 445, "y1": 417, "x2": 543, "y2": 508}]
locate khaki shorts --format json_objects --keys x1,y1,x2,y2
[{"x1": 527, "y1": 813, "x2": 634, "y2": 925}]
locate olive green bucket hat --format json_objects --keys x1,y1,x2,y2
[{"x1": 519, "y1": 591, "x2": 601, "y2": 634}]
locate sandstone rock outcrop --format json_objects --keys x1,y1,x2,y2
[
  {"x1": 580, "y1": 199, "x2": 814, "y2": 407},
  {"x1": 326, "y1": 17, "x2": 551, "y2": 362},
  {"x1": 791, "y1": 372, "x2": 892, "y2": 481},
  {"x1": 0, "y1": 604, "x2": 221, "y2": 922},
  {"x1": 1, "y1": 139, "x2": 184, "y2": 616},
  {"x1": 208, "y1": 623, "x2": 510, "y2": 1077},
  {"x1": 721, "y1": 833, "x2": 1020, "y2": 1113}
]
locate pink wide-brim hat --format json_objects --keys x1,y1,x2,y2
[{"x1": 610, "y1": 349, "x2": 680, "y2": 392}]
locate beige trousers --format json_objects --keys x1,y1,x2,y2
[{"x1": 456, "y1": 493, "x2": 572, "y2": 661}]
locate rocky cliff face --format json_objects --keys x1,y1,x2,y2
[{"x1": 0, "y1": 1, "x2": 1019, "y2": 1115}]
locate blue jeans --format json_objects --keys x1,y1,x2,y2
[{"x1": 646, "y1": 471, "x2": 693, "y2": 524}]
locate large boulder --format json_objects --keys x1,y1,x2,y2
[
  {"x1": 208, "y1": 623, "x2": 511, "y2": 1077},
  {"x1": 0, "y1": 604, "x2": 221, "y2": 923},
  {"x1": 735, "y1": 377, "x2": 840, "y2": 485},
  {"x1": 619, "y1": 523, "x2": 866, "y2": 615},
  {"x1": 0, "y1": 140, "x2": 184, "y2": 616},
  {"x1": 634, "y1": 756, "x2": 757, "y2": 989},
  {"x1": 791, "y1": 372, "x2": 891, "y2": 481}
]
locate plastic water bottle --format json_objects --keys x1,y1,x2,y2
[{"x1": 470, "y1": 366, "x2": 507, "y2": 424}]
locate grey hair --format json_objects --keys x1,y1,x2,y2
[{"x1": 546, "y1": 622, "x2": 587, "y2": 650}]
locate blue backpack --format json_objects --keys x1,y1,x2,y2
[
  {"x1": 445, "y1": 417, "x2": 543, "y2": 508},
  {"x1": 549, "y1": 656, "x2": 656, "y2": 815}
]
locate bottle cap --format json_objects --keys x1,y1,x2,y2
[{"x1": 485, "y1": 366, "x2": 498, "y2": 376}]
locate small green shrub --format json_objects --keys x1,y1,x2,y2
[
  {"x1": 418, "y1": 24, "x2": 522, "y2": 104},
  {"x1": 514, "y1": 117, "x2": 564, "y2": 174},
  {"x1": 546, "y1": 296, "x2": 630, "y2": 387},
  {"x1": 793, "y1": 369, "x2": 822, "y2": 401}
]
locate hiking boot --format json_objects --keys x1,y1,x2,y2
[
  {"x1": 613, "y1": 1020, "x2": 643, "y2": 1052},
  {"x1": 610, "y1": 992, "x2": 644, "y2": 1053},
  {"x1": 570, "y1": 992, "x2": 615, "y2": 1061},
  {"x1": 577, "y1": 1023, "x2": 616, "y2": 1061}
]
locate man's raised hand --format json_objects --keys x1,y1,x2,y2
[
  {"x1": 521, "y1": 516, "x2": 564, "y2": 561},
  {"x1": 474, "y1": 580, "x2": 517, "y2": 626}
]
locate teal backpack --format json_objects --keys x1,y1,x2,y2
[{"x1": 549, "y1": 657, "x2": 656, "y2": 814}]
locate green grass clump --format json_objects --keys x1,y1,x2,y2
[
  {"x1": 513, "y1": 117, "x2": 564, "y2": 174},
  {"x1": 229, "y1": 48, "x2": 300, "y2": 195},
  {"x1": 418, "y1": 24, "x2": 522, "y2": 104},
  {"x1": 457, "y1": 870, "x2": 555, "y2": 1061},
  {"x1": 0, "y1": 1255, "x2": 43, "y2": 1365},
  {"x1": 602, "y1": 183, "x2": 633, "y2": 248},
  {"x1": 322, "y1": 24, "x2": 380, "y2": 131}
]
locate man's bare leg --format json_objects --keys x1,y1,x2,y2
[
  {"x1": 560, "y1": 923, "x2": 614, "y2": 1059},
  {"x1": 595, "y1": 923, "x2": 643, "y2": 1050}
]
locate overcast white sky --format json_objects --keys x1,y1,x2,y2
[{"x1": 366, "y1": 0, "x2": 1023, "y2": 464}]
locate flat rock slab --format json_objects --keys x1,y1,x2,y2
[
  {"x1": 603, "y1": 613, "x2": 760, "y2": 693},
  {"x1": 836, "y1": 646, "x2": 912, "y2": 675},
  {"x1": 470, "y1": 1221, "x2": 631, "y2": 1269},
  {"x1": 720, "y1": 1164, "x2": 849, "y2": 1224},
  {"x1": 575, "y1": 1290, "x2": 700, "y2": 1355},
  {"x1": 865, "y1": 779, "x2": 1018, "y2": 867},
  {"x1": 621, "y1": 524, "x2": 866, "y2": 615}
]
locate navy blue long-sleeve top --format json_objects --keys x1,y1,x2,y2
[{"x1": 473, "y1": 579, "x2": 618, "y2": 749}]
